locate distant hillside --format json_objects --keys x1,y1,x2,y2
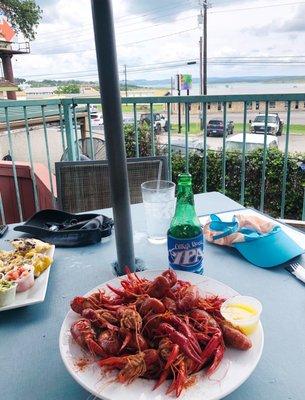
[{"x1": 128, "y1": 75, "x2": 305, "y2": 88}]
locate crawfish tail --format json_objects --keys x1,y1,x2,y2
[
  {"x1": 97, "y1": 355, "x2": 127, "y2": 369},
  {"x1": 159, "y1": 323, "x2": 202, "y2": 365},
  {"x1": 206, "y1": 343, "x2": 225, "y2": 376},
  {"x1": 107, "y1": 284, "x2": 125, "y2": 297},
  {"x1": 200, "y1": 330, "x2": 222, "y2": 366}
]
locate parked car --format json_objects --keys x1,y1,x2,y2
[
  {"x1": 226, "y1": 133, "x2": 278, "y2": 153},
  {"x1": 139, "y1": 112, "x2": 168, "y2": 134},
  {"x1": 250, "y1": 113, "x2": 283, "y2": 136},
  {"x1": 123, "y1": 116, "x2": 135, "y2": 125},
  {"x1": 207, "y1": 119, "x2": 234, "y2": 137},
  {"x1": 160, "y1": 138, "x2": 209, "y2": 156},
  {"x1": 90, "y1": 111, "x2": 103, "y2": 127}
]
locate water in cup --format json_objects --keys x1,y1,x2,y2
[{"x1": 141, "y1": 180, "x2": 175, "y2": 244}]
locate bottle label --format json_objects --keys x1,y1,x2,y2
[{"x1": 167, "y1": 233, "x2": 204, "y2": 273}]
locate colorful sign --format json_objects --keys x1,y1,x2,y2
[
  {"x1": 0, "y1": 17, "x2": 16, "y2": 42},
  {"x1": 180, "y1": 74, "x2": 192, "y2": 91}
]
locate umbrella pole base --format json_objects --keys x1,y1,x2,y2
[{"x1": 112, "y1": 257, "x2": 146, "y2": 276}]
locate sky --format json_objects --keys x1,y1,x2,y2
[{"x1": 10, "y1": 0, "x2": 305, "y2": 82}]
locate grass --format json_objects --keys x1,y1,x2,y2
[
  {"x1": 121, "y1": 104, "x2": 165, "y2": 113},
  {"x1": 234, "y1": 123, "x2": 305, "y2": 135},
  {"x1": 170, "y1": 122, "x2": 305, "y2": 135},
  {"x1": 170, "y1": 122, "x2": 201, "y2": 135}
]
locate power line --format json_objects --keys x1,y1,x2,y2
[
  {"x1": 31, "y1": 27, "x2": 198, "y2": 56},
  {"x1": 32, "y1": 13, "x2": 199, "y2": 51},
  {"x1": 20, "y1": 56, "x2": 305, "y2": 79},
  {"x1": 209, "y1": 0, "x2": 305, "y2": 14},
  {"x1": 35, "y1": 1, "x2": 192, "y2": 40},
  {"x1": 29, "y1": 0, "x2": 305, "y2": 55},
  {"x1": 34, "y1": 0, "x2": 305, "y2": 43},
  {"x1": 19, "y1": 60, "x2": 305, "y2": 81}
]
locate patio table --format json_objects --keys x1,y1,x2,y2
[{"x1": 1, "y1": 191, "x2": 304, "y2": 400}]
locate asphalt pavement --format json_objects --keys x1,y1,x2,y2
[{"x1": 158, "y1": 133, "x2": 305, "y2": 153}]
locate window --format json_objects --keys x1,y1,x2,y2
[
  {"x1": 207, "y1": 102, "x2": 211, "y2": 110},
  {"x1": 254, "y1": 115, "x2": 277, "y2": 123},
  {"x1": 269, "y1": 101, "x2": 276, "y2": 109},
  {"x1": 228, "y1": 102, "x2": 232, "y2": 109},
  {"x1": 295, "y1": 101, "x2": 299, "y2": 109},
  {"x1": 256, "y1": 101, "x2": 260, "y2": 110},
  {"x1": 246, "y1": 101, "x2": 252, "y2": 110},
  {"x1": 217, "y1": 102, "x2": 221, "y2": 111}
]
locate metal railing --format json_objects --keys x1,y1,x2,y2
[{"x1": 1, "y1": 93, "x2": 305, "y2": 223}]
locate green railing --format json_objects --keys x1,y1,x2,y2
[{"x1": 1, "y1": 94, "x2": 305, "y2": 223}]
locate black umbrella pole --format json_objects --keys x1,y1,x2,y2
[{"x1": 91, "y1": 0, "x2": 135, "y2": 273}]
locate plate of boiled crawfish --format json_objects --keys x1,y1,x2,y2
[{"x1": 59, "y1": 269, "x2": 264, "y2": 400}]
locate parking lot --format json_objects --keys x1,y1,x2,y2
[{"x1": 158, "y1": 133, "x2": 305, "y2": 153}]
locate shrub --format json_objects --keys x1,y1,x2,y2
[
  {"x1": 171, "y1": 148, "x2": 305, "y2": 220},
  {"x1": 124, "y1": 123, "x2": 161, "y2": 157},
  {"x1": 124, "y1": 123, "x2": 305, "y2": 219}
]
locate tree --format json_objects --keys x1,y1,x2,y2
[
  {"x1": 0, "y1": 0, "x2": 42, "y2": 41},
  {"x1": 55, "y1": 84, "x2": 81, "y2": 95}
]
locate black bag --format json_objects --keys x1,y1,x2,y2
[{"x1": 14, "y1": 209, "x2": 113, "y2": 247}]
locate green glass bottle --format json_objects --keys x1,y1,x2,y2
[{"x1": 167, "y1": 173, "x2": 204, "y2": 274}]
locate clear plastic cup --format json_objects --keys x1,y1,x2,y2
[
  {"x1": 141, "y1": 180, "x2": 176, "y2": 244},
  {"x1": 220, "y1": 295, "x2": 262, "y2": 335}
]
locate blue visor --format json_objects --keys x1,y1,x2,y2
[
  {"x1": 234, "y1": 227, "x2": 304, "y2": 268},
  {"x1": 206, "y1": 214, "x2": 305, "y2": 268}
]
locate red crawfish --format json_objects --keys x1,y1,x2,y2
[
  {"x1": 70, "y1": 290, "x2": 120, "y2": 314},
  {"x1": 98, "y1": 349, "x2": 160, "y2": 383},
  {"x1": 158, "y1": 322, "x2": 202, "y2": 365},
  {"x1": 70, "y1": 318, "x2": 106, "y2": 357},
  {"x1": 81, "y1": 308, "x2": 118, "y2": 331},
  {"x1": 98, "y1": 330, "x2": 122, "y2": 355}
]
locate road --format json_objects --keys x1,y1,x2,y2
[
  {"x1": 159, "y1": 133, "x2": 305, "y2": 153},
  {"x1": 123, "y1": 110, "x2": 305, "y2": 125}
]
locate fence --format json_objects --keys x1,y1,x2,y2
[{"x1": 1, "y1": 94, "x2": 305, "y2": 223}]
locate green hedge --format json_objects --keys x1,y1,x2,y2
[
  {"x1": 124, "y1": 124, "x2": 305, "y2": 219},
  {"x1": 172, "y1": 149, "x2": 304, "y2": 220}
]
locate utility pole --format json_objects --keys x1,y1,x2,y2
[
  {"x1": 170, "y1": 76, "x2": 174, "y2": 95},
  {"x1": 124, "y1": 64, "x2": 128, "y2": 97},
  {"x1": 198, "y1": 1, "x2": 210, "y2": 95},
  {"x1": 203, "y1": 2, "x2": 207, "y2": 95},
  {"x1": 199, "y1": 36, "x2": 203, "y2": 95},
  {"x1": 176, "y1": 73, "x2": 181, "y2": 133}
]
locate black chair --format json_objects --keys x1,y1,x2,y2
[{"x1": 55, "y1": 156, "x2": 168, "y2": 213}]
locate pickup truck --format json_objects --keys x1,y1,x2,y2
[
  {"x1": 250, "y1": 113, "x2": 283, "y2": 136},
  {"x1": 139, "y1": 113, "x2": 168, "y2": 134}
]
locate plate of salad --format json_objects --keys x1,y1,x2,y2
[{"x1": 0, "y1": 238, "x2": 55, "y2": 311}]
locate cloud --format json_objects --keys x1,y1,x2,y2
[
  {"x1": 125, "y1": 0, "x2": 196, "y2": 22},
  {"x1": 275, "y1": 4, "x2": 305, "y2": 32},
  {"x1": 125, "y1": 0, "x2": 247, "y2": 22},
  {"x1": 247, "y1": 4, "x2": 305, "y2": 36},
  {"x1": 10, "y1": 0, "x2": 305, "y2": 81}
]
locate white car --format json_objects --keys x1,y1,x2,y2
[
  {"x1": 163, "y1": 138, "x2": 209, "y2": 155},
  {"x1": 250, "y1": 113, "x2": 283, "y2": 136},
  {"x1": 90, "y1": 111, "x2": 103, "y2": 127},
  {"x1": 226, "y1": 133, "x2": 278, "y2": 153}
]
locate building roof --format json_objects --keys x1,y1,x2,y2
[
  {"x1": 0, "y1": 79, "x2": 18, "y2": 91},
  {"x1": 25, "y1": 86, "x2": 57, "y2": 94}
]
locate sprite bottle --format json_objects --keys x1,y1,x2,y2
[{"x1": 167, "y1": 173, "x2": 204, "y2": 274}]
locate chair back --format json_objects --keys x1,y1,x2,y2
[{"x1": 55, "y1": 156, "x2": 168, "y2": 213}]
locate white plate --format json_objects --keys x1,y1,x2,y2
[
  {"x1": 59, "y1": 269, "x2": 264, "y2": 400},
  {"x1": 0, "y1": 245, "x2": 55, "y2": 312}
]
